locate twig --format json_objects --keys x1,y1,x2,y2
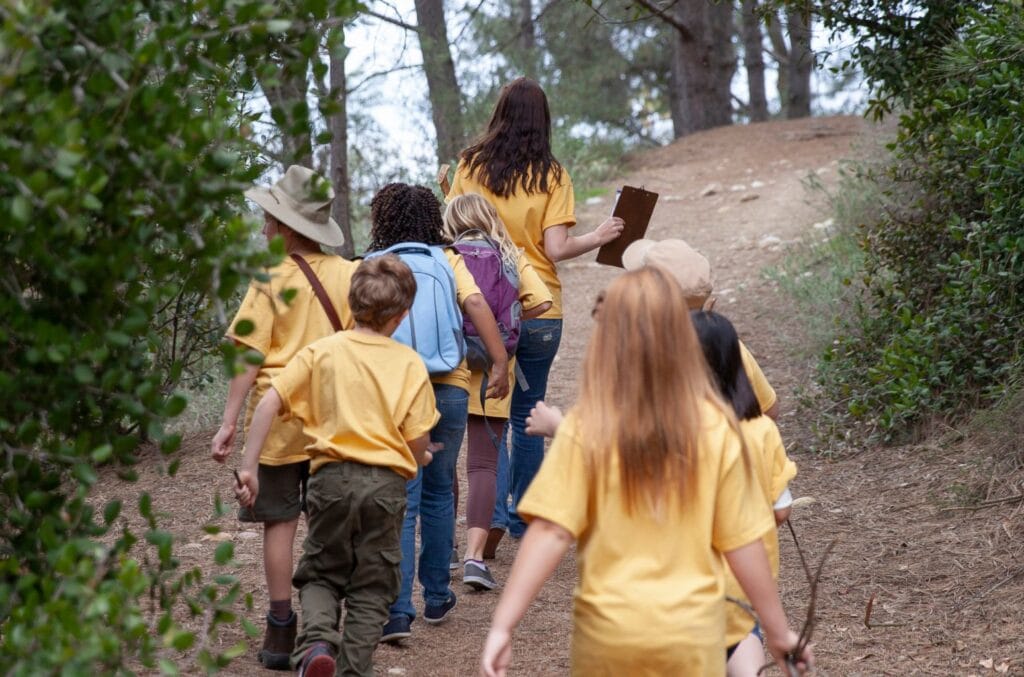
[
  {"x1": 863, "y1": 592, "x2": 907, "y2": 629},
  {"x1": 953, "y1": 566, "x2": 1024, "y2": 612},
  {"x1": 940, "y1": 494, "x2": 1024, "y2": 513}
]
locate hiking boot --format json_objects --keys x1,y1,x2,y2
[
  {"x1": 258, "y1": 611, "x2": 296, "y2": 670},
  {"x1": 297, "y1": 642, "x2": 334, "y2": 677},
  {"x1": 483, "y1": 526, "x2": 505, "y2": 560},
  {"x1": 463, "y1": 560, "x2": 498, "y2": 591},
  {"x1": 423, "y1": 592, "x2": 457, "y2": 625},
  {"x1": 380, "y1": 615, "x2": 412, "y2": 644},
  {"x1": 449, "y1": 547, "x2": 460, "y2": 571}
]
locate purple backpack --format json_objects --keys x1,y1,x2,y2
[{"x1": 453, "y1": 230, "x2": 522, "y2": 358}]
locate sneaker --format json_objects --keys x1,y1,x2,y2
[
  {"x1": 379, "y1": 615, "x2": 412, "y2": 644},
  {"x1": 258, "y1": 611, "x2": 296, "y2": 670},
  {"x1": 297, "y1": 642, "x2": 335, "y2": 677},
  {"x1": 449, "y1": 547, "x2": 460, "y2": 571},
  {"x1": 483, "y1": 527, "x2": 505, "y2": 560},
  {"x1": 463, "y1": 560, "x2": 498, "y2": 591},
  {"x1": 423, "y1": 592, "x2": 457, "y2": 625}
]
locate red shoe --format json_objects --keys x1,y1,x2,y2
[{"x1": 297, "y1": 642, "x2": 335, "y2": 677}]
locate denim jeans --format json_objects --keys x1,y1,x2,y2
[
  {"x1": 496, "y1": 318, "x2": 562, "y2": 538},
  {"x1": 390, "y1": 383, "x2": 468, "y2": 621}
]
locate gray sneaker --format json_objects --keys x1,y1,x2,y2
[
  {"x1": 463, "y1": 560, "x2": 498, "y2": 591},
  {"x1": 449, "y1": 547, "x2": 460, "y2": 571}
]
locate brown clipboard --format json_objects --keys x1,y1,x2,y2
[{"x1": 595, "y1": 185, "x2": 659, "y2": 267}]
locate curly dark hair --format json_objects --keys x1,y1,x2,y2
[
  {"x1": 460, "y1": 77, "x2": 564, "y2": 199},
  {"x1": 367, "y1": 183, "x2": 447, "y2": 252}
]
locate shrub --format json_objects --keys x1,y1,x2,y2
[
  {"x1": 818, "y1": 5, "x2": 1024, "y2": 438},
  {"x1": 0, "y1": 1, "x2": 357, "y2": 672}
]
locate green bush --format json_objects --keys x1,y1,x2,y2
[
  {"x1": 819, "y1": 5, "x2": 1024, "y2": 438},
  {"x1": 0, "y1": 1, "x2": 356, "y2": 672}
]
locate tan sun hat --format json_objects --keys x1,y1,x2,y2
[
  {"x1": 244, "y1": 165, "x2": 345, "y2": 248},
  {"x1": 622, "y1": 238, "x2": 713, "y2": 302}
]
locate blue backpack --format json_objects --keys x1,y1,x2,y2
[{"x1": 365, "y1": 242, "x2": 466, "y2": 375}]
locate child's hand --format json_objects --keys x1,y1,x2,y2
[
  {"x1": 594, "y1": 216, "x2": 625, "y2": 245},
  {"x1": 479, "y1": 627, "x2": 512, "y2": 677},
  {"x1": 234, "y1": 468, "x2": 259, "y2": 508},
  {"x1": 211, "y1": 423, "x2": 236, "y2": 463},
  {"x1": 485, "y1": 360, "x2": 510, "y2": 400},
  {"x1": 525, "y1": 401, "x2": 563, "y2": 438},
  {"x1": 767, "y1": 629, "x2": 813, "y2": 675}
]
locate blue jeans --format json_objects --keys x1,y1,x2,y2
[
  {"x1": 390, "y1": 384, "x2": 468, "y2": 621},
  {"x1": 493, "y1": 319, "x2": 562, "y2": 538}
]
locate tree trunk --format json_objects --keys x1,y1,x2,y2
[
  {"x1": 327, "y1": 27, "x2": 353, "y2": 259},
  {"x1": 741, "y1": 0, "x2": 768, "y2": 122},
  {"x1": 785, "y1": 7, "x2": 813, "y2": 118},
  {"x1": 518, "y1": 0, "x2": 538, "y2": 78},
  {"x1": 668, "y1": 0, "x2": 737, "y2": 138},
  {"x1": 414, "y1": 0, "x2": 464, "y2": 168},
  {"x1": 766, "y1": 9, "x2": 789, "y2": 112},
  {"x1": 258, "y1": 52, "x2": 314, "y2": 168}
]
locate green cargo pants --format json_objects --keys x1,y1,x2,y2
[{"x1": 290, "y1": 461, "x2": 406, "y2": 677}]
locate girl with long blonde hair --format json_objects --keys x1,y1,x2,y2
[
  {"x1": 441, "y1": 193, "x2": 552, "y2": 590},
  {"x1": 479, "y1": 266, "x2": 812, "y2": 676}
]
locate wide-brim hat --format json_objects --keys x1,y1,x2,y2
[
  {"x1": 245, "y1": 165, "x2": 345, "y2": 248},
  {"x1": 622, "y1": 238, "x2": 713, "y2": 301}
]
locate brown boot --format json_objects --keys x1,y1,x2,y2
[
  {"x1": 483, "y1": 527, "x2": 505, "y2": 560},
  {"x1": 259, "y1": 611, "x2": 296, "y2": 670}
]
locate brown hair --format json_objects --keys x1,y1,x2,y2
[
  {"x1": 460, "y1": 77, "x2": 563, "y2": 198},
  {"x1": 348, "y1": 255, "x2": 417, "y2": 331},
  {"x1": 576, "y1": 266, "x2": 741, "y2": 515}
]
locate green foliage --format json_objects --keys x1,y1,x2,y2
[
  {"x1": 814, "y1": 5, "x2": 1024, "y2": 439},
  {"x1": 0, "y1": 0, "x2": 358, "y2": 672}
]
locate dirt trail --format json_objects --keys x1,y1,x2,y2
[{"x1": 108, "y1": 115, "x2": 1023, "y2": 675}]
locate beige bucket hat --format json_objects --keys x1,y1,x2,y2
[
  {"x1": 245, "y1": 165, "x2": 345, "y2": 247},
  {"x1": 622, "y1": 238, "x2": 713, "y2": 302}
]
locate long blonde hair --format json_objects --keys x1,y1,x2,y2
[
  {"x1": 577, "y1": 266, "x2": 741, "y2": 515},
  {"x1": 442, "y1": 193, "x2": 520, "y2": 272}
]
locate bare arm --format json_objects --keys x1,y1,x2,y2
[
  {"x1": 542, "y1": 218, "x2": 623, "y2": 263},
  {"x1": 764, "y1": 401, "x2": 780, "y2": 420},
  {"x1": 234, "y1": 387, "x2": 282, "y2": 508},
  {"x1": 211, "y1": 361, "x2": 260, "y2": 463},
  {"x1": 774, "y1": 506, "x2": 792, "y2": 525},
  {"x1": 724, "y1": 540, "x2": 813, "y2": 674},
  {"x1": 481, "y1": 518, "x2": 575, "y2": 677},
  {"x1": 462, "y1": 293, "x2": 510, "y2": 400},
  {"x1": 407, "y1": 434, "x2": 434, "y2": 466},
  {"x1": 521, "y1": 301, "x2": 553, "y2": 321}
]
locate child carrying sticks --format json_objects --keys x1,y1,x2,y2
[{"x1": 480, "y1": 267, "x2": 812, "y2": 676}]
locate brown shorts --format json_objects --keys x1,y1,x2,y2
[{"x1": 237, "y1": 460, "x2": 309, "y2": 523}]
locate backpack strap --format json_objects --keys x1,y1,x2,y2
[{"x1": 290, "y1": 253, "x2": 342, "y2": 332}]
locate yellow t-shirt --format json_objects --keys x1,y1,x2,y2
[
  {"x1": 517, "y1": 403, "x2": 774, "y2": 676},
  {"x1": 739, "y1": 340, "x2": 777, "y2": 414},
  {"x1": 228, "y1": 254, "x2": 358, "y2": 465},
  {"x1": 467, "y1": 253, "x2": 553, "y2": 418},
  {"x1": 429, "y1": 248, "x2": 482, "y2": 394},
  {"x1": 449, "y1": 163, "x2": 576, "y2": 319},
  {"x1": 724, "y1": 415, "x2": 798, "y2": 647},
  {"x1": 270, "y1": 331, "x2": 440, "y2": 479}
]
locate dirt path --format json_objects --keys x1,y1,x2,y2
[{"x1": 109, "y1": 115, "x2": 1023, "y2": 675}]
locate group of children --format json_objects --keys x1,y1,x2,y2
[{"x1": 212, "y1": 159, "x2": 813, "y2": 676}]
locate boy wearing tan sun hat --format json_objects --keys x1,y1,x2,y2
[
  {"x1": 211, "y1": 165, "x2": 359, "y2": 670},
  {"x1": 622, "y1": 238, "x2": 779, "y2": 419}
]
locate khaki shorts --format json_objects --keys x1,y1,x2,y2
[{"x1": 237, "y1": 460, "x2": 309, "y2": 523}]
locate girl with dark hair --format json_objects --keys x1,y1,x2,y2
[
  {"x1": 480, "y1": 268, "x2": 811, "y2": 677},
  {"x1": 448, "y1": 77, "x2": 624, "y2": 552},
  {"x1": 690, "y1": 310, "x2": 798, "y2": 677},
  {"x1": 366, "y1": 183, "x2": 509, "y2": 643}
]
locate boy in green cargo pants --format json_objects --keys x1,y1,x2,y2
[{"x1": 236, "y1": 255, "x2": 439, "y2": 677}]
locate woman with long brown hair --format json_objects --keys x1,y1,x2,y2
[
  {"x1": 479, "y1": 267, "x2": 812, "y2": 676},
  {"x1": 447, "y1": 77, "x2": 623, "y2": 551}
]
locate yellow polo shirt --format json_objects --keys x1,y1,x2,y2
[
  {"x1": 228, "y1": 254, "x2": 357, "y2": 466},
  {"x1": 517, "y1": 403, "x2": 774, "y2": 676},
  {"x1": 449, "y1": 163, "x2": 576, "y2": 319},
  {"x1": 467, "y1": 253, "x2": 553, "y2": 418},
  {"x1": 271, "y1": 331, "x2": 439, "y2": 479},
  {"x1": 724, "y1": 415, "x2": 798, "y2": 647}
]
